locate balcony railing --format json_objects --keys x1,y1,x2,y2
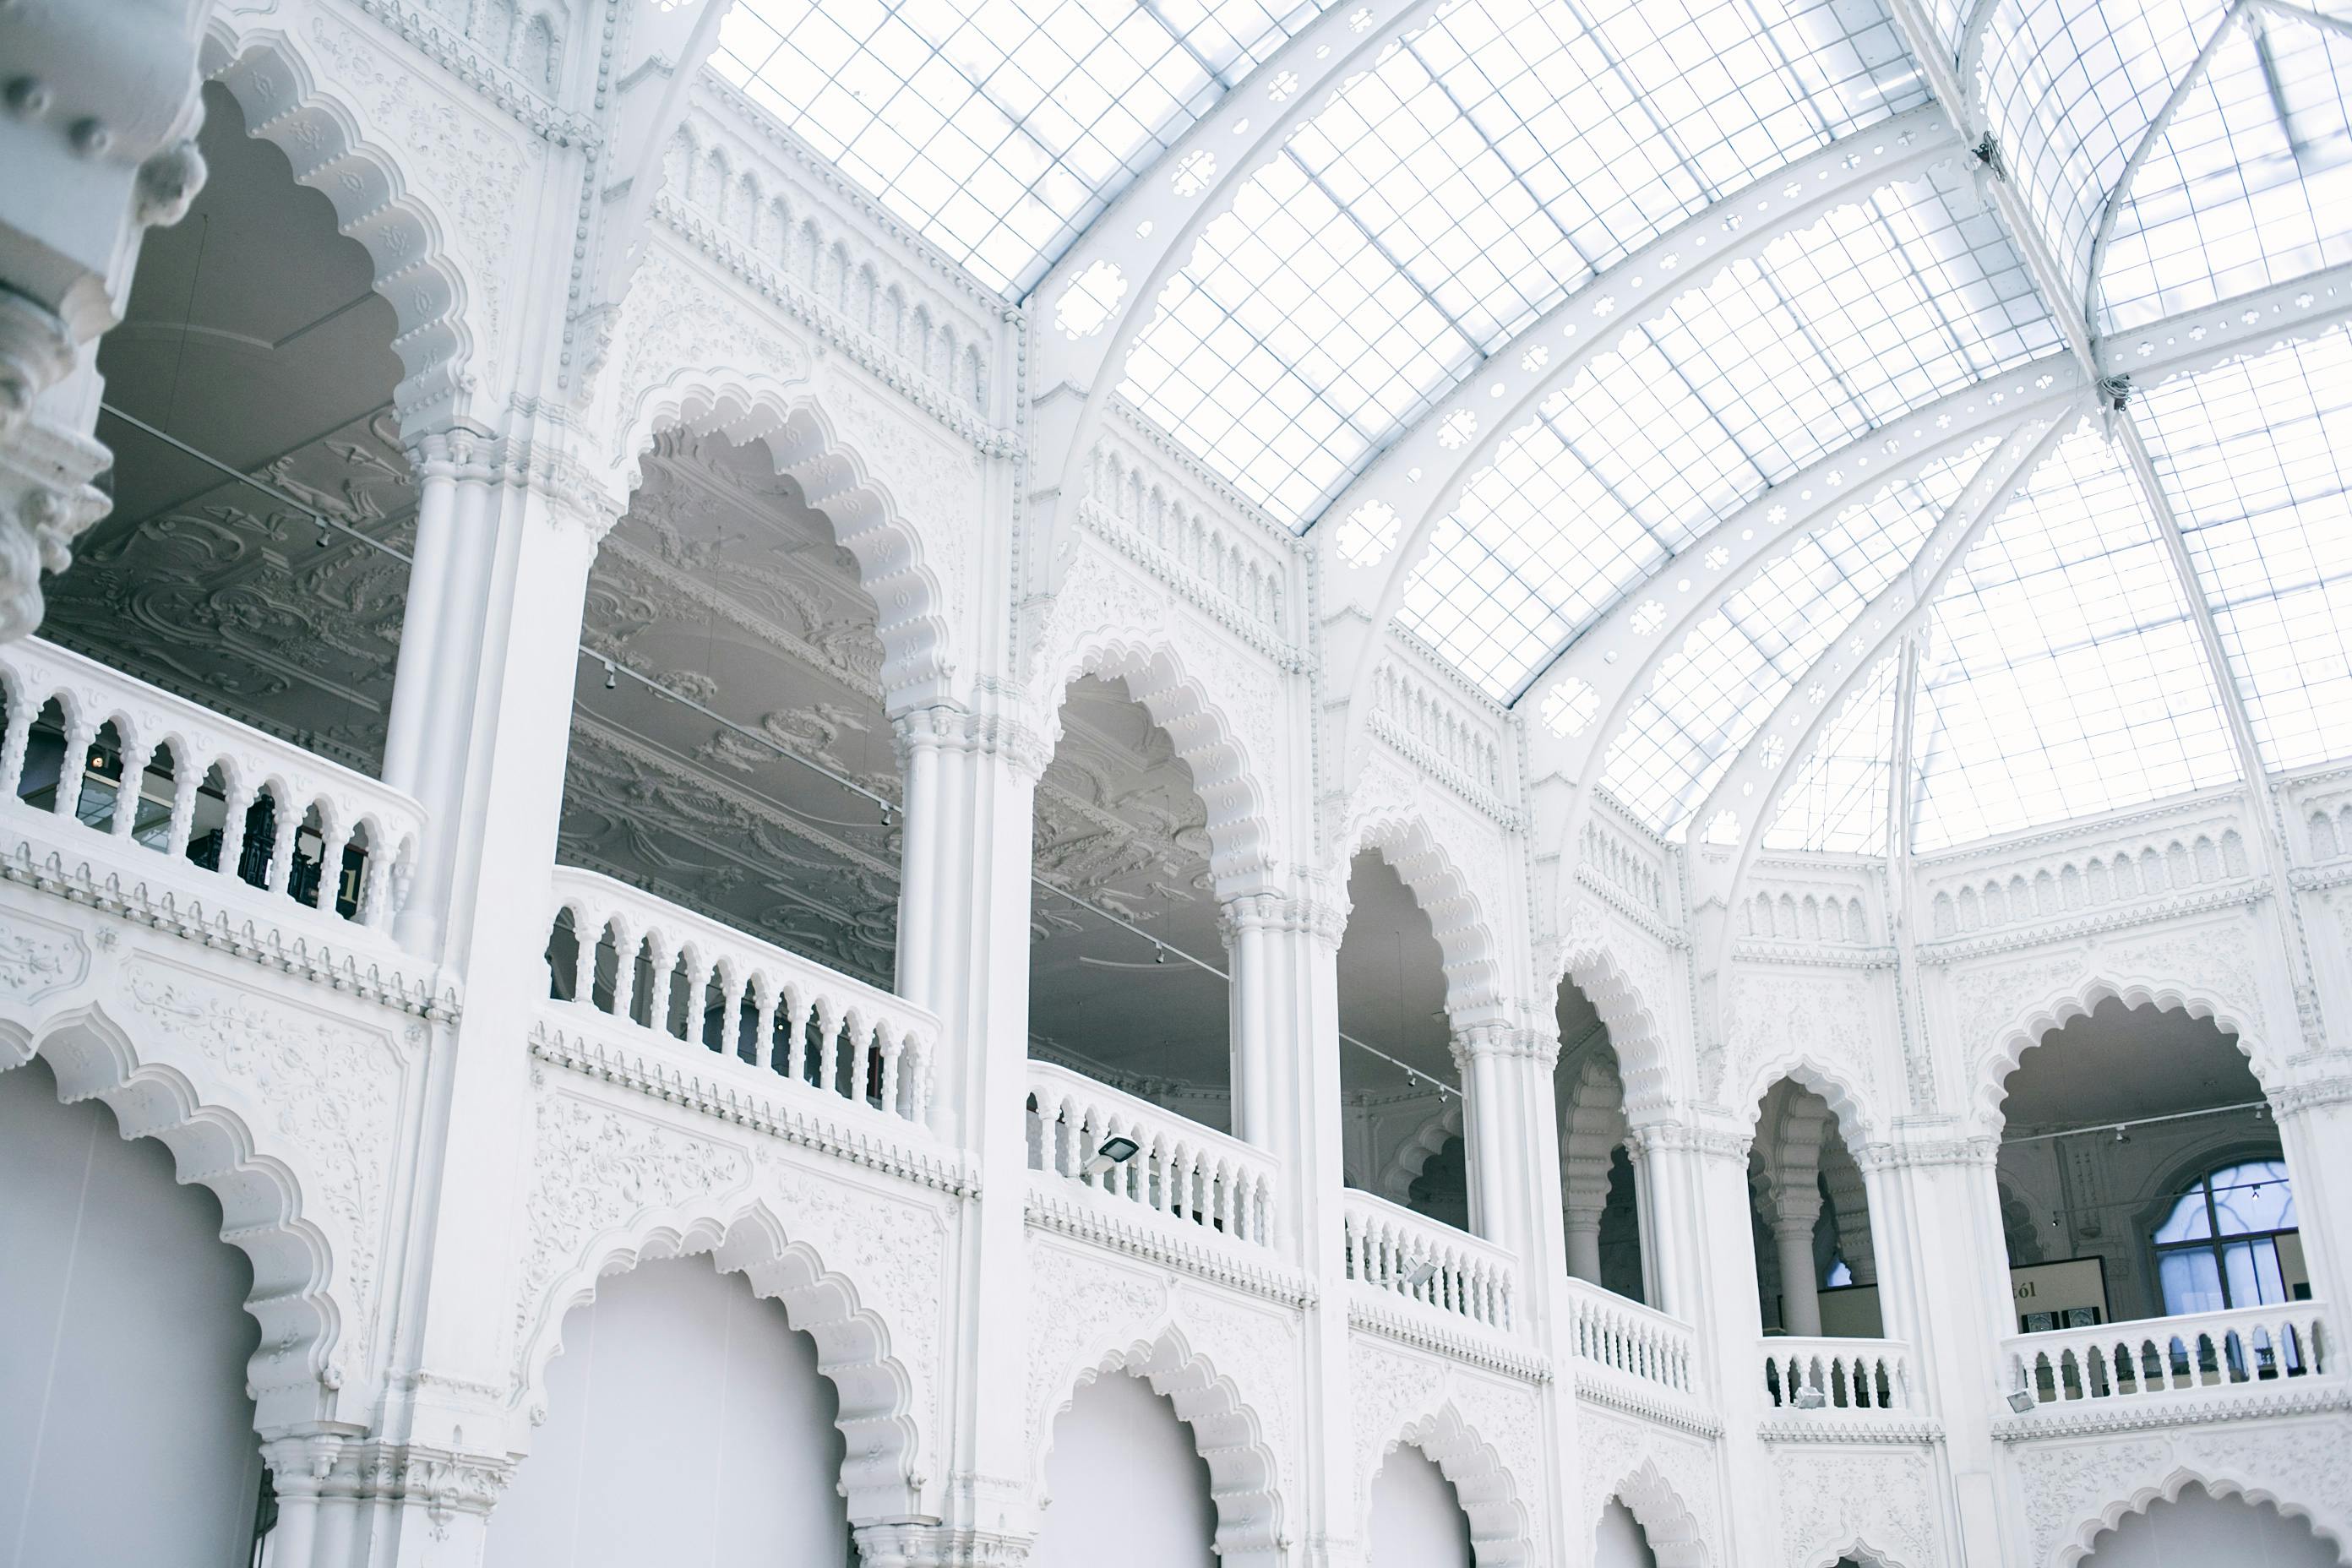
[
  {"x1": 2003, "y1": 1303, "x2": 2332, "y2": 1409},
  {"x1": 1342, "y1": 1190, "x2": 1517, "y2": 1331},
  {"x1": 0, "y1": 639, "x2": 421, "y2": 934},
  {"x1": 1025, "y1": 1059, "x2": 1277, "y2": 1247},
  {"x1": 546, "y1": 867, "x2": 937, "y2": 1129},
  {"x1": 1763, "y1": 1337, "x2": 1917, "y2": 1412},
  {"x1": 1564, "y1": 1276, "x2": 1695, "y2": 1395}
]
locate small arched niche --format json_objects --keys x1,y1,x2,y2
[
  {"x1": 1034, "y1": 1370, "x2": 1217, "y2": 1568},
  {"x1": 1368, "y1": 1446, "x2": 1474, "y2": 1568},
  {"x1": 487, "y1": 1257, "x2": 852, "y2": 1566}
]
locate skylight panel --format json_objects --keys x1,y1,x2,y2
[
  {"x1": 1763, "y1": 655, "x2": 1897, "y2": 855},
  {"x1": 1120, "y1": 0, "x2": 1927, "y2": 527},
  {"x1": 1395, "y1": 177, "x2": 2052, "y2": 700},
  {"x1": 1976, "y1": 0, "x2": 2229, "y2": 295},
  {"x1": 2096, "y1": 11, "x2": 2352, "y2": 330},
  {"x1": 1911, "y1": 422, "x2": 2240, "y2": 851},
  {"x1": 710, "y1": 0, "x2": 1328, "y2": 297},
  {"x1": 1595, "y1": 441, "x2": 1989, "y2": 836},
  {"x1": 2137, "y1": 324, "x2": 2352, "y2": 774}
]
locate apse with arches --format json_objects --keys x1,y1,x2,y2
[
  {"x1": 1554, "y1": 977, "x2": 1648, "y2": 1304},
  {"x1": 1993, "y1": 996, "x2": 2320, "y2": 1407},
  {"x1": 1337, "y1": 849, "x2": 1475, "y2": 1233},
  {"x1": 1023, "y1": 674, "x2": 1245, "y2": 1227},
  {"x1": 32, "y1": 81, "x2": 416, "y2": 922},
  {"x1": 1748, "y1": 1077, "x2": 1882, "y2": 1343}
]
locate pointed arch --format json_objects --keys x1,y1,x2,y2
[
  {"x1": 1330, "y1": 778, "x2": 1509, "y2": 1023},
  {"x1": 201, "y1": 24, "x2": 488, "y2": 427},
  {"x1": 1372, "y1": 1402, "x2": 1536, "y2": 1567},
  {"x1": 513, "y1": 1194, "x2": 926, "y2": 1520},
  {"x1": 2057, "y1": 1462, "x2": 2350, "y2": 1567},
  {"x1": 1740, "y1": 1052, "x2": 1881, "y2": 1149},
  {"x1": 1975, "y1": 971, "x2": 2273, "y2": 1135},
  {"x1": 614, "y1": 374, "x2": 957, "y2": 710},
  {"x1": 1598, "y1": 1456, "x2": 1712, "y2": 1568},
  {"x1": 0, "y1": 1002, "x2": 359, "y2": 1435},
  {"x1": 1553, "y1": 932, "x2": 1675, "y2": 1117},
  {"x1": 1034, "y1": 1323, "x2": 1288, "y2": 1566}
]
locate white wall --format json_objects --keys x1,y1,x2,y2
[
  {"x1": 0, "y1": 1054, "x2": 264, "y2": 1568},
  {"x1": 1367, "y1": 1447, "x2": 1473, "y2": 1568},
  {"x1": 1033, "y1": 1370, "x2": 1216, "y2": 1568},
  {"x1": 2084, "y1": 1484, "x2": 2343, "y2": 1565},
  {"x1": 1595, "y1": 1499, "x2": 1659, "y2": 1568},
  {"x1": 487, "y1": 1258, "x2": 851, "y2": 1568}
]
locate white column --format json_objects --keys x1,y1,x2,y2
[
  {"x1": 1562, "y1": 1164, "x2": 1609, "y2": 1286},
  {"x1": 2273, "y1": 1081, "x2": 2352, "y2": 1309},
  {"x1": 0, "y1": 0, "x2": 207, "y2": 638},
  {"x1": 1454, "y1": 1020, "x2": 1569, "y2": 1291},
  {"x1": 1769, "y1": 1184, "x2": 1826, "y2": 1337}
]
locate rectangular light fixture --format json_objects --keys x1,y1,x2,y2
[{"x1": 1081, "y1": 1135, "x2": 1141, "y2": 1177}]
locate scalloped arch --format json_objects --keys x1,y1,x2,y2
[
  {"x1": 1555, "y1": 937, "x2": 1674, "y2": 1116},
  {"x1": 1802, "y1": 1539, "x2": 1904, "y2": 1568},
  {"x1": 200, "y1": 24, "x2": 479, "y2": 425},
  {"x1": 1740, "y1": 1050, "x2": 1880, "y2": 1148},
  {"x1": 616, "y1": 374, "x2": 956, "y2": 710},
  {"x1": 2061, "y1": 1465, "x2": 2349, "y2": 1568},
  {"x1": 1977, "y1": 974, "x2": 2272, "y2": 1135},
  {"x1": 1379, "y1": 1100, "x2": 1464, "y2": 1202},
  {"x1": 1375, "y1": 1402, "x2": 1535, "y2": 1567},
  {"x1": 1035, "y1": 1322, "x2": 1288, "y2": 1566},
  {"x1": 0, "y1": 1004, "x2": 348, "y2": 1435},
  {"x1": 1601, "y1": 1456, "x2": 1712, "y2": 1568},
  {"x1": 1332, "y1": 798, "x2": 1508, "y2": 1023},
  {"x1": 513, "y1": 1196, "x2": 924, "y2": 1521},
  {"x1": 1029, "y1": 618, "x2": 1281, "y2": 893}
]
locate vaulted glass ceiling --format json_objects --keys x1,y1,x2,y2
[{"x1": 714, "y1": 0, "x2": 2352, "y2": 853}]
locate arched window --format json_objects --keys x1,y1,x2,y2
[{"x1": 2152, "y1": 1159, "x2": 2301, "y2": 1317}]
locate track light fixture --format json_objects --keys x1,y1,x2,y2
[{"x1": 602, "y1": 659, "x2": 618, "y2": 690}]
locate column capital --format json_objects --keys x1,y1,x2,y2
[
  {"x1": 261, "y1": 1435, "x2": 513, "y2": 1527},
  {"x1": 891, "y1": 703, "x2": 1054, "y2": 780},
  {"x1": 404, "y1": 421, "x2": 627, "y2": 543},
  {"x1": 1215, "y1": 887, "x2": 1348, "y2": 949},
  {"x1": 2273, "y1": 1075, "x2": 2352, "y2": 1116},
  {"x1": 1848, "y1": 1134, "x2": 1999, "y2": 1173},
  {"x1": 1628, "y1": 1120, "x2": 1753, "y2": 1163},
  {"x1": 1447, "y1": 1021, "x2": 1558, "y2": 1070},
  {"x1": 853, "y1": 1522, "x2": 1032, "y2": 1568}
]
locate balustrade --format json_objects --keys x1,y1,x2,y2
[
  {"x1": 1564, "y1": 1276, "x2": 1695, "y2": 1394},
  {"x1": 2002, "y1": 1303, "x2": 2332, "y2": 1407},
  {"x1": 1342, "y1": 1190, "x2": 1517, "y2": 1331},
  {"x1": 0, "y1": 639, "x2": 421, "y2": 932},
  {"x1": 1762, "y1": 1337, "x2": 1916, "y2": 1412},
  {"x1": 546, "y1": 866, "x2": 937, "y2": 1128},
  {"x1": 1025, "y1": 1060, "x2": 1277, "y2": 1247}
]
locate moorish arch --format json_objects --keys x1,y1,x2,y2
[
  {"x1": 0, "y1": 1002, "x2": 362, "y2": 1434},
  {"x1": 1551, "y1": 934, "x2": 1679, "y2": 1118},
  {"x1": 1737, "y1": 1054, "x2": 1882, "y2": 1154},
  {"x1": 1598, "y1": 1455, "x2": 1712, "y2": 1568},
  {"x1": 1974, "y1": 972, "x2": 2277, "y2": 1136},
  {"x1": 510, "y1": 1193, "x2": 928, "y2": 1521},
  {"x1": 2058, "y1": 1464, "x2": 2351, "y2": 1568},
  {"x1": 199, "y1": 20, "x2": 494, "y2": 431},
  {"x1": 1371, "y1": 1402, "x2": 1537, "y2": 1568},
  {"x1": 611, "y1": 376, "x2": 961, "y2": 711},
  {"x1": 1380, "y1": 1100, "x2": 1466, "y2": 1203},
  {"x1": 1328, "y1": 781, "x2": 1511, "y2": 1025},
  {"x1": 1032, "y1": 1323, "x2": 1288, "y2": 1566}
]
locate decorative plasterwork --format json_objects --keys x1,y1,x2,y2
[
  {"x1": 1721, "y1": 967, "x2": 1888, "y2": 1136},
  {"x1": 1578, "y1": 1409, "x2": 1720, "y2": 1568},
  {"x1": 1343, "y1": 1296, "x2": 1552, "y2": 1386},
  {"x1": 1774, "y1": 1446, "x2": 1941, "y2": 1568},
  {"x1": 1551, "y1": 891, "x2": 1681, "y2": 1116},
  {"x1": 1350, "y1": 1332, "x2": 1544, "y2": 1568},
  {"x1": 1991, "y1": 1380, "x2": 2352, "y2": 1442},
  {"x1": 2012, "y1": 1418, "x2": 2352, "y2": 1567},
  {"x1": 1326, "y1": 751, "x2": 1513, "y2": 1022}
]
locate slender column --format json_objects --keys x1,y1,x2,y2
[
  {"x1": 1821, "y1": 1152, "x2": 1878, "y2": 1287},
  {"x1": 1454, "y1": 1021, "x2": 1569, "y2": 1292},
  {"x1": 379, "y1": 442, "x2": 466, "y2": 791},
  {"x1": 1769, "y1": 1184, "x2": 1827, "y2": 1337},
  {"x1": 1219, "y1": 894, "x2": 1281, "y2": 1153},
  {"x1": 1561, "y1": 1165, "x2": 1609, "y2": 1286},
  {"x1": 2273, "y1": 1081, "x2": 2352, "y2": 1309}
]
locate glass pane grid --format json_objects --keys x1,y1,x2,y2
[
  {"x1": 1911, "y1": 421, "x2": 2242, "y2": 852},
  {"x1": 2099, "y1": 14, "x2": 2352, "y2": 329},
  {"x1": 710, "y1": 0, "x2": 1329, "y2": 297},
  {"x1": 1764, "y1": 653, "x2": 1899, "y2": 854},
  {"x1": 1597, "y1": 439, "x2": 1989, "y2": 836},
  {"x1": 1976, "y1": 0, "x2": 2230, "y2": 297},
  {"x1": 2138, "y1": 324, "x2": 2352, "y2": 773}
]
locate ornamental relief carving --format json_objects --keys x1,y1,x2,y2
[
  {"x1": 1723, "y1": 967, "x2": 1883, "y2": 1131},
  {"x1": 2016, "y1": 1422, "x2": 2352, "y2": 1565},
  {"x1": 120, "y1": 950, "x2": 406, "y2": 1375},
  {"x1": 1023, "y1": 1235, "x2": 1169, "y2": 1473},
  {"x1": 605, "y1": 243, "x2": 815, "y2": 462},
  {"x1": 0, "y1": 906, "x2": 89, "y2": 1005},
  {"x1": 2017, "y1": 1437, "x2": 2171, "y2": 1567},
  {"x1": 1168, "y1": 1283, "x2": 1304, "y2": 1506},
  {"x1": 817, "y1": 364, "x2": 977, "y2": 636},
  {"x1": 1348, "y1": 1335, "x2": 1446, "y2": 1516},
  {"x1": 1775, "y1": 1447, "x2": 1938, "y2": 1568},
  {"x1": 1578, "y1": 1410, "x2": 1720, "y2": 1557}
]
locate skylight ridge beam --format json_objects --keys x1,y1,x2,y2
[
  {"x1": 2084, "y1": 3, "x2": 2248, "y2": 336},
  {"x1": 1695, "y1": 408, "x2": 2073, "y2": 934}
]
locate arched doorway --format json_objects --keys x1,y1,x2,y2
[
  {"x1": 2082, "y1": 1483, "x2": 2338, "y2": 1565},
  {"x1": 488, "y1": 1257, "x2": 852, "y2": 1566},
  {"x1": 0, "y1": 1054, "x2": 267, "y2": 1564},
  {"x1": 1033, "y1": 1371, "x2": 1217, "y2": 1568},
  {"x1": 1367, "y1": 1446, "x2": 1473, "y2": 1568}
]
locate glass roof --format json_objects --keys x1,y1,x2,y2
[
  {"x1": 1909, "y1": 421, "x2": 2241, "y2": 851},
  {"x1": 2136, "y1": 323, "x2": 2352, "y2": 774},
  {"x1": 711, "y1": 0, "x2": 2352, "y2": 854},
  {"x1": 710, "y1": 0, "x2": 1330, "y2": 296}
]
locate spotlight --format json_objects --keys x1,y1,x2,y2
[
  {"x1": 2006, "y1": 1385, "x2": 2039, "y2": 1415},
  {"x1": 316, "y1": 520, "x2": 331, "y2": 547},
  {"x1": 1154, "y1": 946, "x2": 1167, "y2": 964},
  {"x1": 602, "y1": 660, "x2": 618, "y2": 691},
  {"x1": 1404, "y1": 1257, "x2": 1440, "y2": 1288},
  {"x1": 1081, "y1": 1135, "x2": 1141, "y2": 1178},
  {"x1": 1791, "y1": 1386, "x2": 1827, "y2": 1411},
  {"x1": 2113, "y1": 1125, "x2": 2128, "y2": 1144}
]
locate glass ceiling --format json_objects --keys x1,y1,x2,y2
[{"x1": 712, "y1": 0, "x2": 2352, "y2": 853}]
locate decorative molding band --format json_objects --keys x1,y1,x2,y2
[
  {"x1": 1344, "y1": 1293, "x2": 1552, "y2": 1384},
  {"x1": 344, "y1": 0, "x2": 601, "y2": 146},
  {"x1": 2273, "y1": 1076, "x2": 2352, "y2": 1113},
  {"x1": 1990, "y1": 1380, "x2": 2352, "y2": 1441},
  {"x1": 1570, "y1": 1368, "x2": 1723, "y2": 1438},
  {"x1": 0, "y1": 844, "x2": 453, "y2": 1019},
  {"x1": 1368, "y1": 715, "x2": 1525, "y2": 832},
  {"x1": 1574, "y1": 868, "x2": 1684, "y2": 950},
  {"x1": 1849, "y1": 1135, "x2": 2000, "y2": 1172},
  {"x1": 1021, "y1": 1184, "x2": 1316, "y2": 1309},
  {"x1": 1756, "y1": 1413, "x2": 1946, "y2": 1446},
  {"x1": 651, "y1": 204, "x2": 1020, "y2": 458},
  {"x1": 528, "y1": 1021, "x2": 977, "y2": 1196},
  {"x1": 1729, "y1": 939, "x2": 1897, "y2": 971},
  {"x1": 1104, "y1": 398, "x2": 1298, "y2": 554},
  {"x1": 1914, "y1": 881, "x2": 2268, "y2": 965},
  {"x1": 1073, "y1": 497, "x2": 1305, "y2": 671},
  {"x1": 2286, "y1": 863, "x2": 2352, "y2": 893},
  {"x1": 1911, "y1": 788, "x2": 2249, "y2": 868}
]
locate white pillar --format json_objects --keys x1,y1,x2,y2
[{"x1": 1769, "y1": 1185, "x2": 1826, "y2": 1337}]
